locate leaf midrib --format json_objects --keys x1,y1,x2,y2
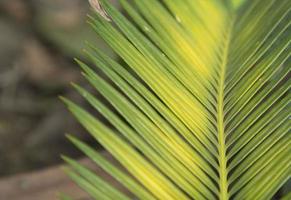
[{"x1": 217, "y1": 16, "x2": 234, "y2": 200}]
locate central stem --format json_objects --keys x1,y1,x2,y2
[{"x1": 217, "y1": 19, "x2": 233, "y2": 200}]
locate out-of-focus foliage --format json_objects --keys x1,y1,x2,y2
[{"x1": 0, "y1": 0, "x2": 107, "y2": 176}]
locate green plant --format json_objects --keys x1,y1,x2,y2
[{"x1": 61, "y1": 0, "x2": 290, "y2": 199}]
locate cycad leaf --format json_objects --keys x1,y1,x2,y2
[{"x1": 63, "y1": 0, "x2": 291, "y2": 199}]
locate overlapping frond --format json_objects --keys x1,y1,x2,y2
[{"x1": 62, "y1": 0, "x2": 290, "y2": 199}]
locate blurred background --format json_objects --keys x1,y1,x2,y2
[{"x1": 0, "y1": 0, "x2": 116, "y2": 177}]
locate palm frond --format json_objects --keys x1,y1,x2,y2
[{"x1": 62, "y1": 0, "x2": 290, "y2": 199}]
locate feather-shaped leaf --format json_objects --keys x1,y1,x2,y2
[{"x1": 62, "y1": 0, "x2": 291, "y2": 199}]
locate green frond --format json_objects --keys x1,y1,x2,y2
[
  {"x1": 63, "y1": 0, "x2": 291, "y2": 199},
  {"x1": 281, "y1": 191, "x2": 291, "y2": 200}
]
